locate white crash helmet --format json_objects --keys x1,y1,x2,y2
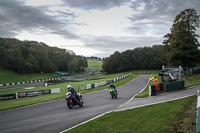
[{"x1": 67, "y1": 85, "x2": 71, "y2": 89}]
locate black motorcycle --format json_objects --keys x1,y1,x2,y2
[{"x1": 65, "y1": 92, "x2": 83, "y2": 109}]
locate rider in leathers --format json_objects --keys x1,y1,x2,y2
[
  {"x1": 67, "y1": 85, "x2": 80, "y2": 104},
  {"x1": 110, "y1": 83, "x2": 117, "y2": 93}
]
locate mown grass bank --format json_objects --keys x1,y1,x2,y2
[
  {"x1": 0, "y1": 59, "x2": 102, "y2": 84},
  {"x1": 87, "y1": 60, "x2": 103, "y2": 70},
  {"x1": 66, "y1": 96, "x2": 196, "y2": 133},
  {"x1": 0, "y1": 67, "x2": 60, "y2": 84}
]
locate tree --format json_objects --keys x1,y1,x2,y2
[
  {"x1": 120, "y1": 50, "x2": 134, "y2": 71},
  {"x1": 102, "y1": 45, "x2": 165, "y2": 74},
  {"x1": 0, "y1": 37, "x2": 88, "y2": 73},
  {"x1": 163, "y1": 8, "x2": 200, "y2": 73},
  {"x1": 102, "y1": 51, "x2": 122, "y2": 73},
  {"x1": 150, "y1": 45, "x2": 165, "y2": 69}
]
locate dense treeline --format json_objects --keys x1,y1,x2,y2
[
  {"x1": 86, "y1": 56, "x2": 101, "y2": 60},
  {"x1": 103, "y1": 8, "x2": 200, "y2": 74},
  {"x1": 102, "y1": 45, "x2": 165, "y2": 73},
  {"x1": 0, "y1": 37, "x2": 88, "y2": 73}
]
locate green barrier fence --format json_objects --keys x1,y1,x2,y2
[
  {"x1": 91, "y1": 84, "x2": 95, "y2": 89},
  {"x1": 164, "y1": 80, "x2": 185, "y2": 92}
]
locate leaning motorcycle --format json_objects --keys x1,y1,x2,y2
[
  {"x1": 109, "y1": 87, "x2": 117, "y2": 99},
  {"x1": 65, "y1": 92, "x2": 83, "y2": 109}
]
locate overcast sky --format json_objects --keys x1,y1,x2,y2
[{"x1": 0, "y1": 0, "x2": 200, "y2": 58}]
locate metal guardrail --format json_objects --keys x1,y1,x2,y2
[
  {"x1": 85, "y1": 73, "x2": 132, "y2": 90},
  {"x1": 0, "y1": 77, "x2": 62, "y2": 87},
  {"x1": 197, "y1": 90, "x2": 200, "y2": 133}
]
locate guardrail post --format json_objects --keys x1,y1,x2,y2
[
  {"x1": 197, "y1": 90, "x2": 200, "y2": 133},
  {"x1": 179, "y1": 66, "x2": 181, "y2": 81},
  {"x1": 149, "y1": 85, "x2": 151, "y2": 96},
  {"x1": 16, "y1": 93, "x2": 18, "y2": 99}
]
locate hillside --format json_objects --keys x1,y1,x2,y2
[
  {"x1": 0, "y1": 67, "x2": 60, "y2": 84},
  {"x1": 87, "y1": 60, "x2": 103, "y2": 70}
]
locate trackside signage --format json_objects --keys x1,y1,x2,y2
[
  {"x1": 27, "y1": 90, "x2": 44, "y2": 97},
  {"x1": 18, "y1": 92, "x2": 27, "y2": 98},
  {"x1": 0, "y1": 88, "x2": 60, "y2": 101},
  {"x1": 0, "y1": 94, "x2": 17, "y2": 101},
  {"x1": 51, "y1": 88, "x2": 60, "y2": 93}
]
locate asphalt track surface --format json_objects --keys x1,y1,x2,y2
[{"x1": 0, "y1": 75, "x2": 151, "y2": 133}]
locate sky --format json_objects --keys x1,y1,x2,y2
[{"x1": 0, "y1": 0, "x2": 200, "y2": 58}]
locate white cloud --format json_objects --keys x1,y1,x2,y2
[
  {"x1": 15, "y1": 30, "x2": 82, "y2": 47},
  {"x1": 15, "y1": 30, "x2": 102, "y2": 56},
  {"x1": 73, "y1": 5, "x2": 133, "y2": 37},
  {"x1": 25, "y1": 0, "x2": 63, "y2": 6}
]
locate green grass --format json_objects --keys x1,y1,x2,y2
[
  {"x1": 87, "y1": 60, "x2": 103, "y2": 70},
  {"x1": 182, "y1": 74, "x2": 200, "y2": 87},
  {"x1": 0, "y1": 67, "x2": 60, "y2": 84},
  {"x1": 66, "y1": 96, "x2": 196, "y2": 133}
]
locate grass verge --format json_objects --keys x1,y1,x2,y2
[
  {"x1": 66, "y1": 96, "x2": 196, "y2": 133},
  {"x1": 182, "y1": 74, "x2": 200, "y2": 87}
]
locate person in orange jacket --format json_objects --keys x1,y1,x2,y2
[{"x1": 152, "y1": 76, "x2": 159, "y2": 92}]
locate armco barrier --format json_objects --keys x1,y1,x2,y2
[
  {"x1": 95, "y1": 83, "x2": 99, "y2": 88},
  {"x1": 85, "y1": 73, "x2": 132, "y2": 90},
  {"x1": 91, "y1": 84, "x2": 95, "y2": 89},
  {"x1": 0, "y1": 77, "x2": 63, "y2": 87},
  {"x1": 197, "y1": 90, "x2": 200, "y2": 133},
  {"x1": 51, "y1": 88, "x2": 60, "y2": 93},
  {"x1": 86, "y1": 84, "x2": 91, "y2": 90}
]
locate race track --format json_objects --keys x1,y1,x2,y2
[{"x1": 0, "y1": 75, "x2": 150, "y2": 133}]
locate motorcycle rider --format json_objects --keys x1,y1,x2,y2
[
  {"x1": 67, "y1": 85, "x2": 80, "y2": 104},
  {"x1": 110, "y1": 83, "x2": 117, "y2": 93}
]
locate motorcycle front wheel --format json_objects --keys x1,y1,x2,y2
[
  {"x1": 111, "y1": 94, "x2": 114, "y2": 99},
  {"x1": 67, "y1": 101, "x2": 73, "y2": 109},
  {"x1": 79, "y1": 98, "x2": 83, "y2": 107}
]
